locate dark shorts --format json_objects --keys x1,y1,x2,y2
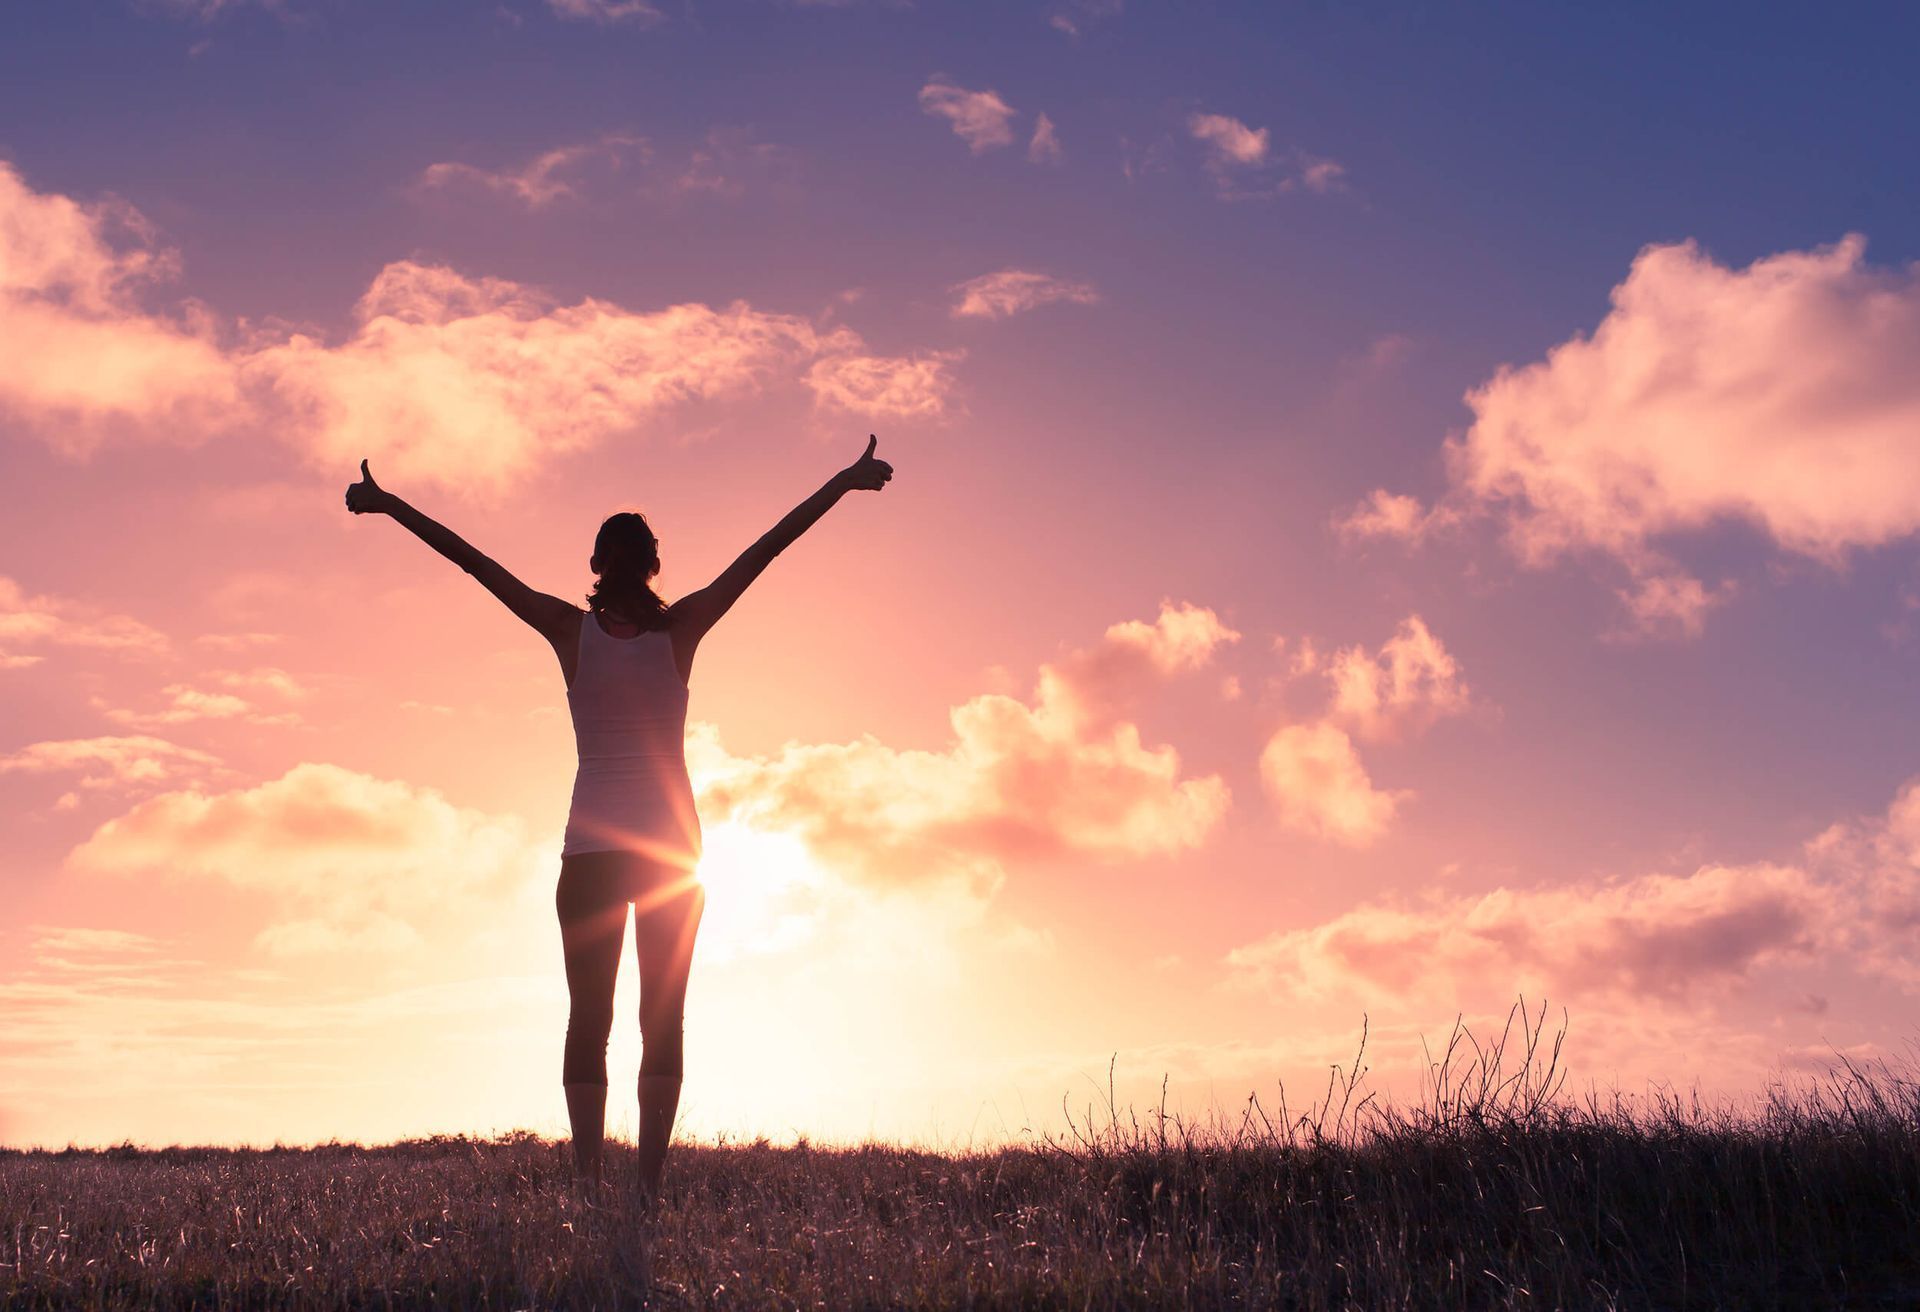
[{"x1": 555, "y1": 849, "x2": 705, "y2": 1083}]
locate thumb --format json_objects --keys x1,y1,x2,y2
[
  {"x1": 359, "y1": 458, "x2": 376, "y2": 485},
  {"x1": 863, "y1": 434, "x2": 877, "y2": 460}
]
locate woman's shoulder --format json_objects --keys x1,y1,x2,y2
[{"x1": 663, "y1": 592, "x2": 707, "y2": 626}]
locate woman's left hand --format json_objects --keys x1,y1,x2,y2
[{"x1": 835, "y1": 435, "x2": 894, "y2": 493}]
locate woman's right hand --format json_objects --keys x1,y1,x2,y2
[
  {"x1": 834, "y1": 435, "x2": 894, "y2": 493},
  {"x1": 344, "y1": 459, "x2": 398, "y2": 516}
]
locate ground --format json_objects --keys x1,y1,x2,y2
[{"x1": 7, "y1": 1063, "x2": 1920, "y2": 1310}]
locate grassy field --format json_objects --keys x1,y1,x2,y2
[{"x1": 6, "y1": 1013, "x2": 1920, "y2": 1310}]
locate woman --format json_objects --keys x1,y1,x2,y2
[{"x1": 343, "y1": 436, "x2": 895, "y2": 1202}]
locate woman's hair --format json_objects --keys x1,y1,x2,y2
[{"x1": 587, "y1": 511, "x2": 670, "y2": 627}]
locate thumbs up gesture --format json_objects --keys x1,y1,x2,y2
[
  {"x1": 835, "y1": 435, "x2": 894, "y2": 493},
  {"x1": 344, "y1": 460, "x2": 398, "y2": 516}
]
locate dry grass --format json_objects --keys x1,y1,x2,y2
[{"x1": 6, "y1": 1005, "x2": 1920, "y2": 1309}]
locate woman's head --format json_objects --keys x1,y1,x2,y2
[{"x1": 587, "y1": 511, "x2": 668, "y2": 625}]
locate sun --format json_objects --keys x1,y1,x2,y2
[{"x1": 694, "y1": 819, "x2": 830, "y2": 962}]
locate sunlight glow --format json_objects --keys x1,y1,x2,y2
[{"x1": 693, "y1": 820, "x2": 829, "y2": 963}]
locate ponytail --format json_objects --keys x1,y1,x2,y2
[{"x1": 587, "y1": 512, "x2": 670, "y2": 629}]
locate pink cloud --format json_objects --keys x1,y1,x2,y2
[
  {"x1": 1187, "y1": 112, "x2": 1270, "y2": 167},
  {"x1": 1394, "y1": 235, "x2": 1920, "y2": 631},
  {"x1": 1099, "y1": 599, "x2": 1240, "y2": 675},
  {"x1": 1027, "y1": 113, "x2": 1063, "y2": 164},
  {"x1": 0, "y1": 162, "x2": 240, "y2": 451},
  {"x1": 0, "y1": 575, "x2": 169, "y2": 661},
  {"x1": 193, "y1": 632, "x2": 284, "y2": 654},
  {"x1": 0, "y1": 736, "x2": 220, "y2": 789},
  {"x1": 1039, "y1": 600, "x2": 1240, "y2": 728},
  {"x1": 0, "y1": 164, "x2": 957, "y2": 495},
  {"x1": 1229, "y1": 860, "x2": 1828, "y2": 1004},
  {"x1": 1046, "y1": 0, "x2": 1122, "y2": 37},
  {"x1": 143, "y1": 0, "x2": 283, "y2": 17},
  {"x1": 950, "y1": 269, "x2": 1099, "y2": 321},
  {"x1": 67, "y1": 763, "x2": 544, "y2": 956},
  {"x1": 546, "y1": 0, "x2": 664, "y2": 25},
  {"x1": 249, "y1": 261, "x2": 850, "y2": 491},
  {"x1": 1231, "y1": 773, "x2": 1920, "y2": 1047},
  {"x1": 1185, "y1": 114, "x2": 1347, "y2": 201},
  {"x1": 93, "y1": 668, "x2": 306, "y2": 728},
  {"x1": 1614, "y1": 569, "x2": 1730, "y2": 640},
  {"x1": 98, "y1": 686, "x2": 251, "y2": 726},
  {"x1": 1258, "y1": 722, "x2": 1402, "y2": 847},
  {"x1": 1298, "y1": 153, "x2": 1348, "y2": 194},
  {"x1": 1324, "y1": 616, "x2": 1470, "y2": 743},
  {"x1": 1335, "y1": 490, "x2": 1458, "y2": 544},
  {"x1": 673, "y1": 127, "x2": 792, "y2": 197},
  {"x1": 28, "y1": 925, "x2": 168, "y2": 962},
  {"x1": 1799, "y1": 779, "x2": 1920, "y2": 988},
  {"x1": 691, "y1": 602, "x2": 1234, "y2": 886},
  {"x1": 1258, "y1": 615, "x2": 1469, "y2": 844},
  {"x1": 919, "y1": 77, "x2": 1018, "y2": 154},
  {"x1": 418, "y1": 130, "x2": 787, "y2": 208},
  {"x1": 417, "y1": 134, "x2": 648, "y2": 208},
  {"x1": 805, "y1": 351, "x2": 960, "y2": 420}
]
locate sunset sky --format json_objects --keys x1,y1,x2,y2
[{"x1": 6, "y1": 0, "x2": 1920, "y2": 1149}]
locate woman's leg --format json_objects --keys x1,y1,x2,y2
[
  {"x1": 556, "y1": 854, "x2": 629, "y2": 1187},
  {"x1": 632, "y1": 867, "x2": 705, "y2": 1203}
]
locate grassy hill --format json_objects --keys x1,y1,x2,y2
[{"x1": 6, "y1": 1019, "x2": 1920, "y2": 1309}]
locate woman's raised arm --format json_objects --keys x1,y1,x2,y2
[
  {"x1": 673, "y1": 435, "x2": 894, "y2": 641},
  {"x1": 344, "y1": 460, "x2": 578, "y2": 645}
]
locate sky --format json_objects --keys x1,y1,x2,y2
[{"x1": 5, "y1": 0, "x2": 1920, "y2": 1149}]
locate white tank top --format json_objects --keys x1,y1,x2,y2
[{"x1": 560, "y1": 611, "x2": 702, "y2": 864}]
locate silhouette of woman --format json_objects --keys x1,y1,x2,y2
[{"x1": 344, "y1": 436, "x2": 894, "y2": 1202}]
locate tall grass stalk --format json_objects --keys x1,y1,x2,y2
[{"x1": 6, "y1": 1004, "x2": 1919, "y2": 1309}]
